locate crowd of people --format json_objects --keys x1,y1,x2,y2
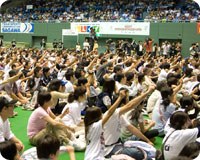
[
  {"x1": 0, "y1": 37, "x2": 200, "y2": 160},
  {"x1": 0, "y1": 0, "x2": 199, "y2": 22}
]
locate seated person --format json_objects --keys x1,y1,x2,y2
[
  {"x1": 0, "y1": 135, "x2": 76, "y2": 160},
  {"x1": 0, "y1": 97, "x2": 24, "y2": 152},
  {"x1": 0, "y1": 70, "x2": 28, "y2": 105}
]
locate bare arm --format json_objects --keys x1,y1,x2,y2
[
  {"x1": 119, "y1": 86, "x2": 155, "y2": 116},
  {"x1": 127, "y1": 124, "x2": 154, "y2": 146},
  {"x1": 102, "y1": 91, "x2": 125, "y2": 126},
  {"x1": 43, "y1": 115, "x2": 74, "y2": 132},
  {"x1": 139, "y1": 121, "x2": 155, "y2": 133},
  {"x1": 10, "y1": 137, "x2": 24, "y2": 152},
  {"x1": 1, "y1": 72, "x2": 23, "y2": 85}
]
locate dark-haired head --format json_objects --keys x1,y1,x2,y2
[
  {"x1": 156, "y1": 80, "x2": 167, "y2": 91},
  {"x1": 137, "y1": 73, "x2": 145, "y2": 83},
  {"x1": 27, "y1": 78, "x2": 36, "y2": 89},
  {"x1": 163, "y1": 62, "x2": 170, "y2": 70},
  {"x1": 37, "y1": 135, "x2": 60, "y2": 159},
  {"x1": 77, "y1": 77, "x2": 88, "y2": 87},
  {"x1": 48, "y1": 79, "x2": 62, "y2": 92},
  {"x1": 0, "y1": 141, "x2": 18, "y2": 160},
  {"x1": 43, "y1": 67, "x2": 50, "y2": 75},
  {"x1": 113, "y1": 65, "x2": 122, "y2": 74},
  {"x1": 126, "y1": 72, "x2": 134, "y2": 82},
  {"x1": 167, "y1": 77, "x2": 178, "y2": 87},
  {"x1": 65, "y1": 71, "x2": 74, "y2": 81},
  {"x1": 68, "y1": 87, "x2": 86, "y2": 103},
  {"x1": 185, "y1": 67, "x2": 193, "y2": 78},
  {"x1": 36, "y1": 92, "x2": 52, "y2": 109},
  {"x1": 170, "y1": 111, "x2": 189, "y2": 130},
  {"x1": 180, "y1": 96, "x2": 193, "y2": 112},
  {"x1": 102, "y1": 78, "x2": 115, "y2": 95},
  {"x1": 84, "y1": 107, "x2": 102, "y2": 139},
  {"x1": 34, "y1": 66, "x2": 42, "y2": 77},
  {"x1": 161, "y1": 87, "x2": 173, "y2": 109},
  {"x1": 115, "y1": 73, "x2": 125, "y2": 83}
]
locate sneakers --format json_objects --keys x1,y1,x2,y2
[{"x1": 21, "y1": 101, "x2": 34, "y2": 111}]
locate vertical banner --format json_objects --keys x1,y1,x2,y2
[{"x1": 197, "y1": 23, "x2": 200, "y2": 34}]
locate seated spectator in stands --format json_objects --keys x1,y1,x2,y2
[{"x1": 0, "y1": 97, "x2": 24, "y2": 153}]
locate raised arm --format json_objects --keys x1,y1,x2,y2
[
  {"x1": 102, "y1": 90, "x2": 125, "y2": 126},
  {"x1": 119, "y1": 86, "x2": 155, "y2": 116}
]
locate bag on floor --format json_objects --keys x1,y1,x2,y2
[{"x1": 124, "y1": 141, "x2": 156, "y2": 159}]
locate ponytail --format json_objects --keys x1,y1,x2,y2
[
  {"x1": 162, "y1": 98, "x2": 170, "y2": 110},
  {"x1": 68, "y1": 87, "x2": 86, "y2": 103},
  {"x1": 68, "y1": 92, "x2": 75, "y2": 103},
  {"x1": 161, "y1": 87, "x2": 173, "y2": 110}
]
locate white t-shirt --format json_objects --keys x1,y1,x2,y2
[
  {"x1": 103, "y1": 108, "x2": 130, "y2": 155},
  {"x1": 84, "y1": 120, "x2": 106, "y2": 160},
  {"x1": 83, "y1": 42, "x2": 90, "y2": 50},
  {"x1": 0, "y1": 116, "x2": 15, "y2": 142},
  {"x1": 163, "y1": 127, "x2": 199, "y2": 160},
  {"x1": 64, "y1": 80, "x2": 74, "y2": 93},
  {"x1": 158, "y1": 69, "x2": 169, "y2": 82},
  {"x1": 62, "y1": 101, "x2": 85, "y2": 126}
]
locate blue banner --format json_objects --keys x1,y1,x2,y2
[{"x1": 1, "y1": 23, "x2": 34, "y2": 33}]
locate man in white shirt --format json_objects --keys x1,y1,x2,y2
[{"x1": 0, "y1": 97, "x2": 24, "y2": 152}]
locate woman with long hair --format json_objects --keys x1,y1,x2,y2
[
  {"x1": 97, "y1": 78, "x2": 116, "y2": 113},
  {"x1": 84, "y1": 90, "x2": 125, "y2": 160},
  {"x1": 152, "y1": 87, "x2": 176, "y2": 136}
]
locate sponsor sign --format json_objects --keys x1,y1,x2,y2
[
  {"x1": 71, "y1": 22, "x2": 150, "y2": 35},
  {"x1": 1, "y1": 23, "x2": 34, "y2": 33}
]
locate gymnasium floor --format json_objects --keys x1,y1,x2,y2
[{"x1": 10, "y1": 107, "x2": 163, "y2": 160}]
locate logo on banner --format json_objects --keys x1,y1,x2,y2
[
  {"x1": 74, "y1": 25, "x2": 100, "y2": 33},
  {"x1": 1, "y1": 23, "x2": 34, "y2": 33}
]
